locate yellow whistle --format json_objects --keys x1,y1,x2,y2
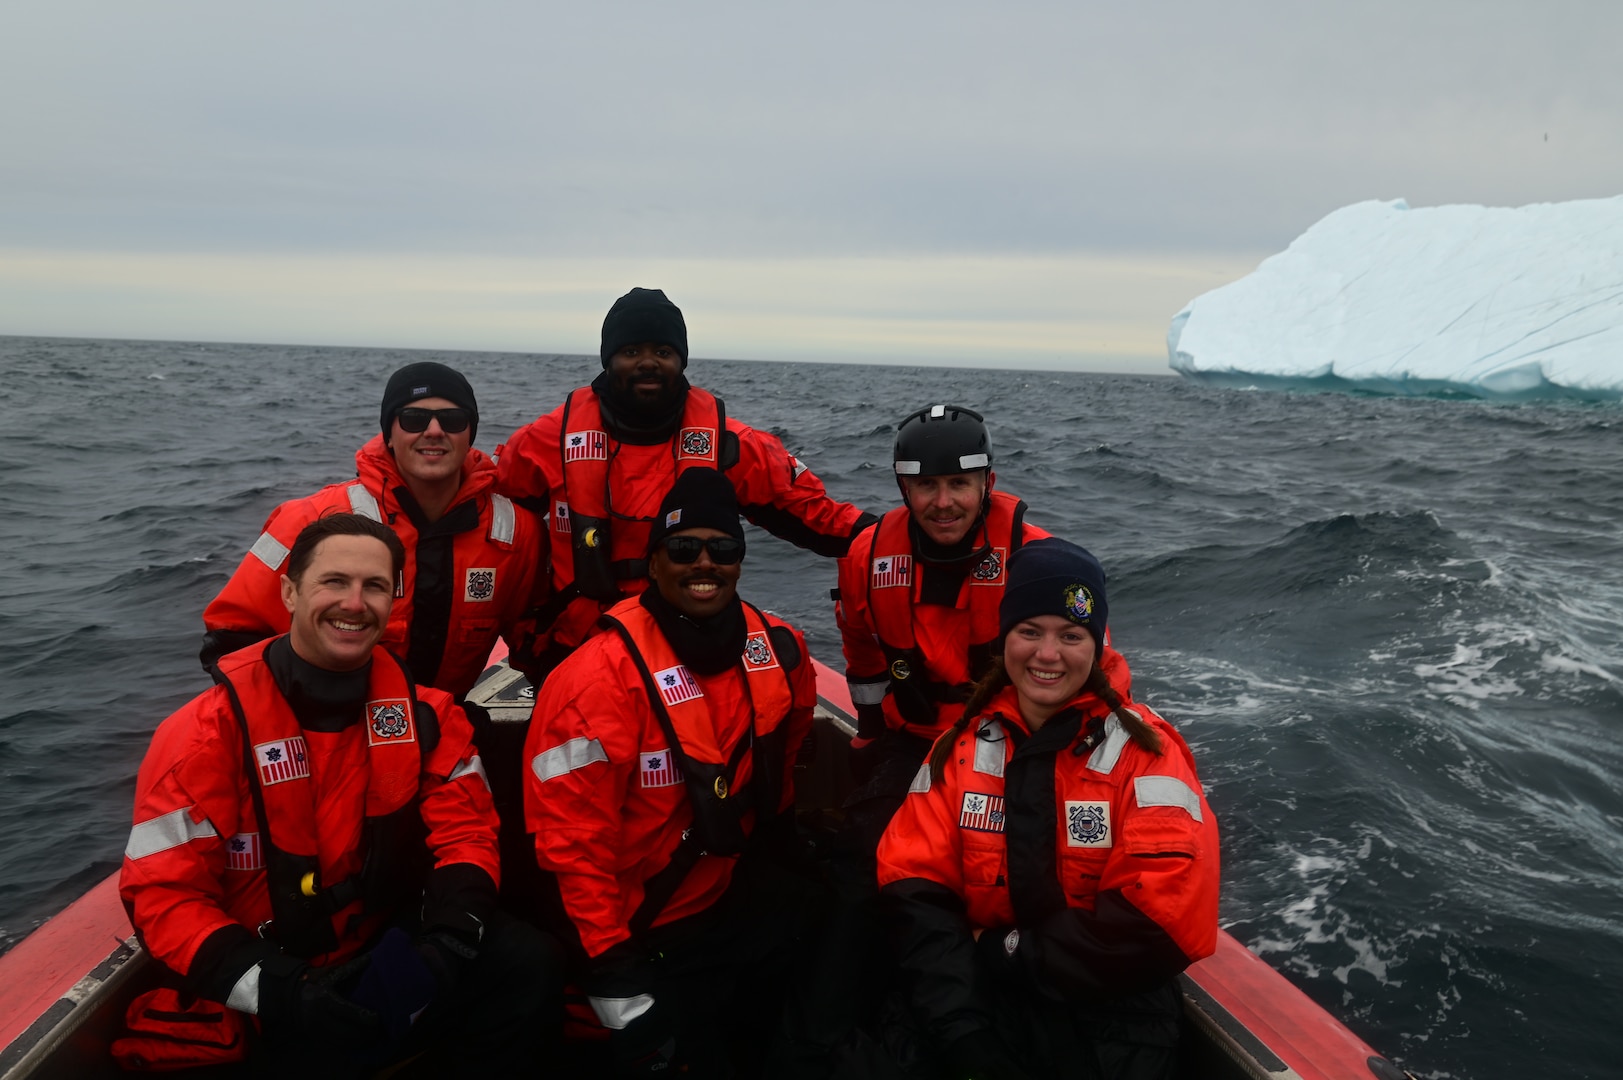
[
  {"x1": 583, "y1": 527, "x2": 600, "y2": 549},
  {"x1": 300, "y1": 872, "x2": 319, "y2": 897},
  {"x1": 713, "y1": 777, "x2": 729, "y2": 799}
]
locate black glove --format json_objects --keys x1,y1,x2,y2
[
  {"x1": 417, "y1": 863, "x2": 496, "y2": 997},
  {"x1": 587, "y1": 942, "x2": 678, "y2": 1076},
  {"x1": 257, "y1": 952, "x2": 383, "y2": 1050},
  {"x1": 946, "y1": 1029, "x2": 1036, "y2": 1080}
]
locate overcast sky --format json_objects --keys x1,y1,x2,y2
[{"x1": 2, "y1": 0, "x2": 1618, "y2": 372}]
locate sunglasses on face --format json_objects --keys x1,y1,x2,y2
[
  {"x1": 660, "y1": 535, "x2": 745, "y2": 565},
  {"x1": 397, "y1": 407, "x2": 471, "y2": 434}
]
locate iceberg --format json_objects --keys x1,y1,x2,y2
[{"x1": 1167, "y1": 196, "x2": 1623, "y2": 400}]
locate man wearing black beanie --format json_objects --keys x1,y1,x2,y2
[
  {"x1": 524, "y1": 467, "x2": 820, "y2": 1074},
  {"x1": 496, "y1": 286, "x2": 876, "y2": 679},
  {"x1": 201, "y1": 361, "x2": 546, "y2": 704}
]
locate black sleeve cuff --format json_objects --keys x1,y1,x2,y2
[{"x1": 421, "y1": 863, "x2": 499, "y2": 942}]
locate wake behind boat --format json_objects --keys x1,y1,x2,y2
[{"x1": 0, "y1": 653, "x2": 1412, "y2": 1080}]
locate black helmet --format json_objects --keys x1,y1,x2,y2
[{"x1": 893, "y1": 404, "x2": 992, "y2": 478}]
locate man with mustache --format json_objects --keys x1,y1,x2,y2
[
  {"x1": 121, "y1": 513, "x2": 560, "y2": 1075},
  {"x1": 202, "y1": 361, "x2": 545, "y2": 702},
  {"x1": 523, "y1": 468, "x2": 818, "y2": 1076},
  {"x1": 497, "y1": 287, "x2": 874, "y2": 680}
]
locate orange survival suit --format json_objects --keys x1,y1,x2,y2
[
  {"x1": 836, "y1": 489, "x2": 1048, "y2": 741},
  {"x1": 120, "y1": 638, "x2": 500, "y2": 1001},
  {"x1": 876, "y1": 660, "x2": 1218, "y2": 1070},
  {"x1": 497, "y1": 380, "x2": 872, "y2": 663},
  {"x1": 201, "y1": 436, "x2": 544, "y2": 700}
]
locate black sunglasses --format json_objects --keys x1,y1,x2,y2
[
  {"x1": 397, "y1": 407, "x2": 471, "y2": 434},
  {"x1": 660, "y1": 535, "x2": 745, "y2": 565}
]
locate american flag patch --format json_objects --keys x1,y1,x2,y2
[
  {"x1": 254, "y1": 737, "x2": 311, "y2": 786},
  {"x1": 639, "y1": 749, "x2": 683, "y2": 789},
  {"x1": 552, "y1": 502, "x2": 571, "y2": 533},
  {"x1": 564, "y1": 430, "x2": 608, "y2": 462},
  {"x1": 653, "y1": 664, "x2": 703, "y2": 707},
  {"x1": 225, "y1": 832, "x2": 263, "y2": 871},
  {"x1": 959, "y1": 791, "x2": 1005, "y2": 833},
  {"x1": 872, "y1": 554, "x2": 913, "y2": 589}
]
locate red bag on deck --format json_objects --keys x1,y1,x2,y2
[{"x1": 111, "y1": 987, "x2": 249, "y2": 1071}]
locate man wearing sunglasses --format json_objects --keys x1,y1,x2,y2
[
  {"x1": 201, "y1": 362, "x2": 546, "y2": 703},
  {"x1": 496, "y1": 286, "x2": 875, "y2": 680},
  {"x1": 524, "y1": 467, "x2": 819, "y2": 1076}
]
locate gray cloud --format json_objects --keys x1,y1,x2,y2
[{"x1": 2, "y1": 0, "x2": 1619, "y2": 260}]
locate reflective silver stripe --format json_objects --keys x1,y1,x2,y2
[
  {"x1": 226, "y1": 963, "x2": 262, "y2": 1014},
  {"x1": 589, "y1": 992, "x2": 655, "y2": 1030},
  {"x1": 893, "y1": 460, "x2": 921, "y2": 475},
  {"x1": 1086, "y1": 716, "x2": 1130, "y2": 775},
  {"x1": 848, "y1": 679, "x2": 888, "y2": 706},
  {"x1": 531, "y1": 738, "x2": 608, "y2": 782},
  {"x1": 450, "y1": 753, "x2": 491, "y2": 792},
  {"x1": 1135, "y1": 775, "x2": 1204, "y2": 822},
  {"x1": 126, "y1": 807, "x2": 219, "y2": 860},
  {"x1": 248, "y1": 531, "x2": 290, "y2": 571},
  {"x1": 972, "y1": 720, "x2": 1006, "y2": 778},
  {"x1": 930, "y1": 405, "x2": 946, "y2": 418},
  {"x1": 908, "y1": 762, "x2": 931, "y2": 794},
  {"x1": 488, "y1": 494, "x2": 516, "y2": 544},
  {"x1": 346, "y1": 484, "x2": 382, "y2": 522},
  {"x1": 958, "y1": 453, "x2": 990, "y2": 469}
]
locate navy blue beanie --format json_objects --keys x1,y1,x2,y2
[
  {"x1": 600, "y1": 287, "x2": 689, "y2": 369},
  {"x1": 999, "y1": 538, "x2": 1108, "y2": 648}
]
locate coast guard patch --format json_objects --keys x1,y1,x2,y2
[
  {"x1": 742, "y1": 633, "x2": 778, "y2": 671},
  {"x1": 465, "y1": 568, "x2": 496, "y2": 602},
  {"x1": 1065, "y1": 800, "x2": 1111, "y2": 847},
  {"x1": 653, "y1": 665, "x2": 704, "y2": 707},
  {"x1": 367, "y1": 699, "x2": 415, "y2": 745},
  {"x1": 564, "y1": 430, "x2": 608, "y2": 462},
  {"x1": 225, "y1": 832, "x2": 263, "y2": 871},
  {"x1": 254, "y1": 737, "x2": 310, "y2": 786},
  {"x1": 971, "y1": 547, "x2": 1006, "y2": 585},
  {"x1": 553, "y1": 502, "x2": 571, "y2": 533},
  {"x1": 678, "y1": 428, "x2": 716, "y2": 460},
  {"x1": 639, "y1": 749, "x2": 684, "y2": 789},
  {"x1": 959, "y1": 791, "x2": 1005, "y2": 833},
  {"x1": 872, "y1": 554, "x2": 912, "y2": 589}
]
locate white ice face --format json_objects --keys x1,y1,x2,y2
[{"x1": 1166, "y1": 195, "x2": 1623, "y2": 399}]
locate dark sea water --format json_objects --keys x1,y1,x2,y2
[{"x1": 2, "y1": 335, "x2": 1620, "y2": 1079}]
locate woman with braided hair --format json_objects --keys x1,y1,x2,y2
[{"x1": 875, "y1": 538, "x2": 1219, "y2": 1080}]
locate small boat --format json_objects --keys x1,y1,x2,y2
[{"x1": 0, "y1": 655, "x2": 1415, "y2": 1079}]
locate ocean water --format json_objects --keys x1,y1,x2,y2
[{"x1": 2, "y1": 335, "x2": 1620, "y2": 1079}]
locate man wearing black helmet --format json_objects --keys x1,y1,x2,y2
[
  {"x1": 201, "y1": 361, "x2": 547, "y2": 703},
  {"x1": 834, "y1": 404, "x2": 1050, "y2": 848},
  {"x1": 496, "y1": 287, "x2": 876, "y2": 680}
]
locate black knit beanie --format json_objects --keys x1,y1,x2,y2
[
  {"x1": 600, "y1": 288, "x2": 689, "y2": 369},
  {"x1": 999, "y1": 539, "x2": 1109, "y2": 649},
  {"x1": 379, "y1": 362, "x2": 479, "y2": 443},
  {"x1": 647, "y1": 467, "x2": 745, "y2": 554}
]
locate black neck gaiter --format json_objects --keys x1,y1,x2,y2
[
  {"x1": 639, "y1": 587, "x2": 746, "y2": 676},
  {"x1": 266, "y1": 636, "x2": 372, "y2": 732}
]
